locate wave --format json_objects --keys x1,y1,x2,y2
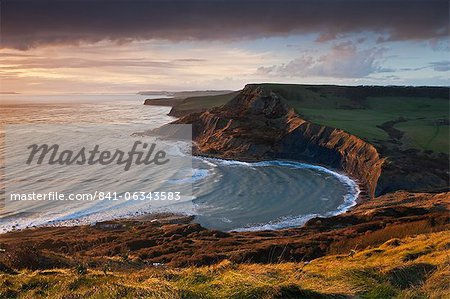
[
  {"x1": 0, "y1": 153, "x2": 360, "y2": 233},
  {"x1": 232, "y1": 213, "x2": 320, "y2": 232},
  {"x1": 204, "y1": 158, "x2": 360, "y2": 200},
  {"x1": 168, "y1": 168, "x2": 210, "y2": 184}
]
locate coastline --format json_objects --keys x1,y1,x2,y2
[
  {"x1": 1, "y1": 190, "x2": 448, "y2": 268},
  {"x1": 0, "y1": 155, "x2": 362, "y2": 234},
  {"x1": 1, "y1": 89, "x2": 448, "y2": 270},
  {"x1": 0, "y1": 90, "x2": 379, "y2": 234},
  {"x1": 194, "y1": 157, "x2": 361, "y2": 232},
  {"x1": 1, "y1": 96, "x2": 366, "y2": 234}
]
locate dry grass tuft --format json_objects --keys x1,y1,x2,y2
[{"x1": 0, "y1": 230, "x2": 448, "y2": 298}]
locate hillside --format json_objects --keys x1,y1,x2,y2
[
  {"x1": 168, "y1": 84, "x2": 449, "y2": 154},
  {"x1": 171, "y1": 84, "x2": 449, "y2": 196},
  {"x1": 143, "y1": 91, "x2": 236, "y2": 111},
  {"x1": 256, "y1": 84, "x2": 449, "y2": 154},
  {"x1": 1, "y1": 230, "x2": 448, "y2": 298},
  {"x1": 167, "y1": 91, "x2": 239, "y2": 117},
  {"x1": 1, "y1": 191, "x2": 447, "y2": 269}
]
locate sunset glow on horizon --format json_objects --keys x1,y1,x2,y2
[{"x1": 1, "y1": 0, "x2": 448, "y2": 96}]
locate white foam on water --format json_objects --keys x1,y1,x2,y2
[
  {"x1": 167, "y1": 168, "x2": 209, "y2": 184},
  {"x1": 198, "y1": 158, "x2": 218, "y2": 168},
  {"x1": 203, "y1": 158, "x2": 360, "y2": 232},
  {"x1": 166, "y1": 140, "x2": 192, "y2": 156},
  {"x1": 1, "y1": 103, "x2": 360, "y2": 235},
  {"x1": 232, "y1": 213, "x2": 320, "y2": 232},
  {"x1": 206, "y1": 158, "x2": 256, "y2": 169},
  {"x1": 0, "y1": 203, "x2": 199, "y2": 234}
]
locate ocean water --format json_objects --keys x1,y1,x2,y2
[{"x1": 0, "y1": 94, "x2": 359, "y2": 232}]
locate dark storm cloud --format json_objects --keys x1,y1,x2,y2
[{"x1": 1, "y1": 0, "x2": 448, "y2": 49}]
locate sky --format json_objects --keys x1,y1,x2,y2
[{"x1": 0, "y1": 0, "x2": 449, "y2": 94}]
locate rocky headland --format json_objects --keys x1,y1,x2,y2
[{"x1": 173, "y1": 84, "x2": 449, "y2": 198}]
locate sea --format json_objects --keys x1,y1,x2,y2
[{"x1": 0, "y1": 93, "x2": 359, "y2": 232}]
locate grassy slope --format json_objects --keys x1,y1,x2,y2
[
  {"x1": 169, "y1": 91, "x2": 239, "y2": 115},
  {"x1": 173, "y1": 84, "x2": 449, "y2": 153},
  {"x1": 1, "y1": 230, "x2": 448, "y2": 298},
  {"x1": 257, "y1": 84, "x2": 449, "y2": 154}
]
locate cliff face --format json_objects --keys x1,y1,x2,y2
[{"x1": 175, "y1": 85, "x2": 385, "y2": 198}]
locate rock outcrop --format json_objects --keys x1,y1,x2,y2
[{"x1": 174, "y1": 85, "x2": 385, "y2": 198}]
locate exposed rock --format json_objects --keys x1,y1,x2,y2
[
  {"x1": 174, "y1": 84, "x2": 449, "y2": 197},
  {"x1": 3, "y1": 86, "x2": 446, "y2": 270},
  {"x1": 174, "y1": 85, "x2": 384, "y2": 197},
  {"x1": 0, "y1": 191, "x2": 447, "y2": 268}
]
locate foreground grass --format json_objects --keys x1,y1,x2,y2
[{"x1": 1, "y1": 230, "x2": 448, "y2": 299}]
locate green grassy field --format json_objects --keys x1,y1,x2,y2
[
  {"x1": 169, "y1": 91, "x2": 239, "y2": 116},
  {"x1": 255, "y1": 84, "x2": 449, "y2": 153},
  {"x1": 292, "y1": 97, "x2": 449, "y2": 153},
  {"x1": 172, "y1": 84, "x2": 449, "y2": 154},
  {"x1": 395, "y1": 120, "x2": 449, "y2": 154}
]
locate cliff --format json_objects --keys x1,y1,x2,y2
[
  {"x1": 174, "y1": 85, "x2": 384, "y2": 197},
  {"x1": 173, "y1": 84, "x2": 449, "y2": 197},
  {"x1": 143, "y1": 98, "x2": 185, "y2": 107}
]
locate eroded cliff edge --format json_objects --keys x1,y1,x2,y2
[
  {"x1": 173, "y1": 85, "x2": 385, "y2": 197},
  {"x1": 171, "y1": 84, "x2": 449, "y2": 198}
]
